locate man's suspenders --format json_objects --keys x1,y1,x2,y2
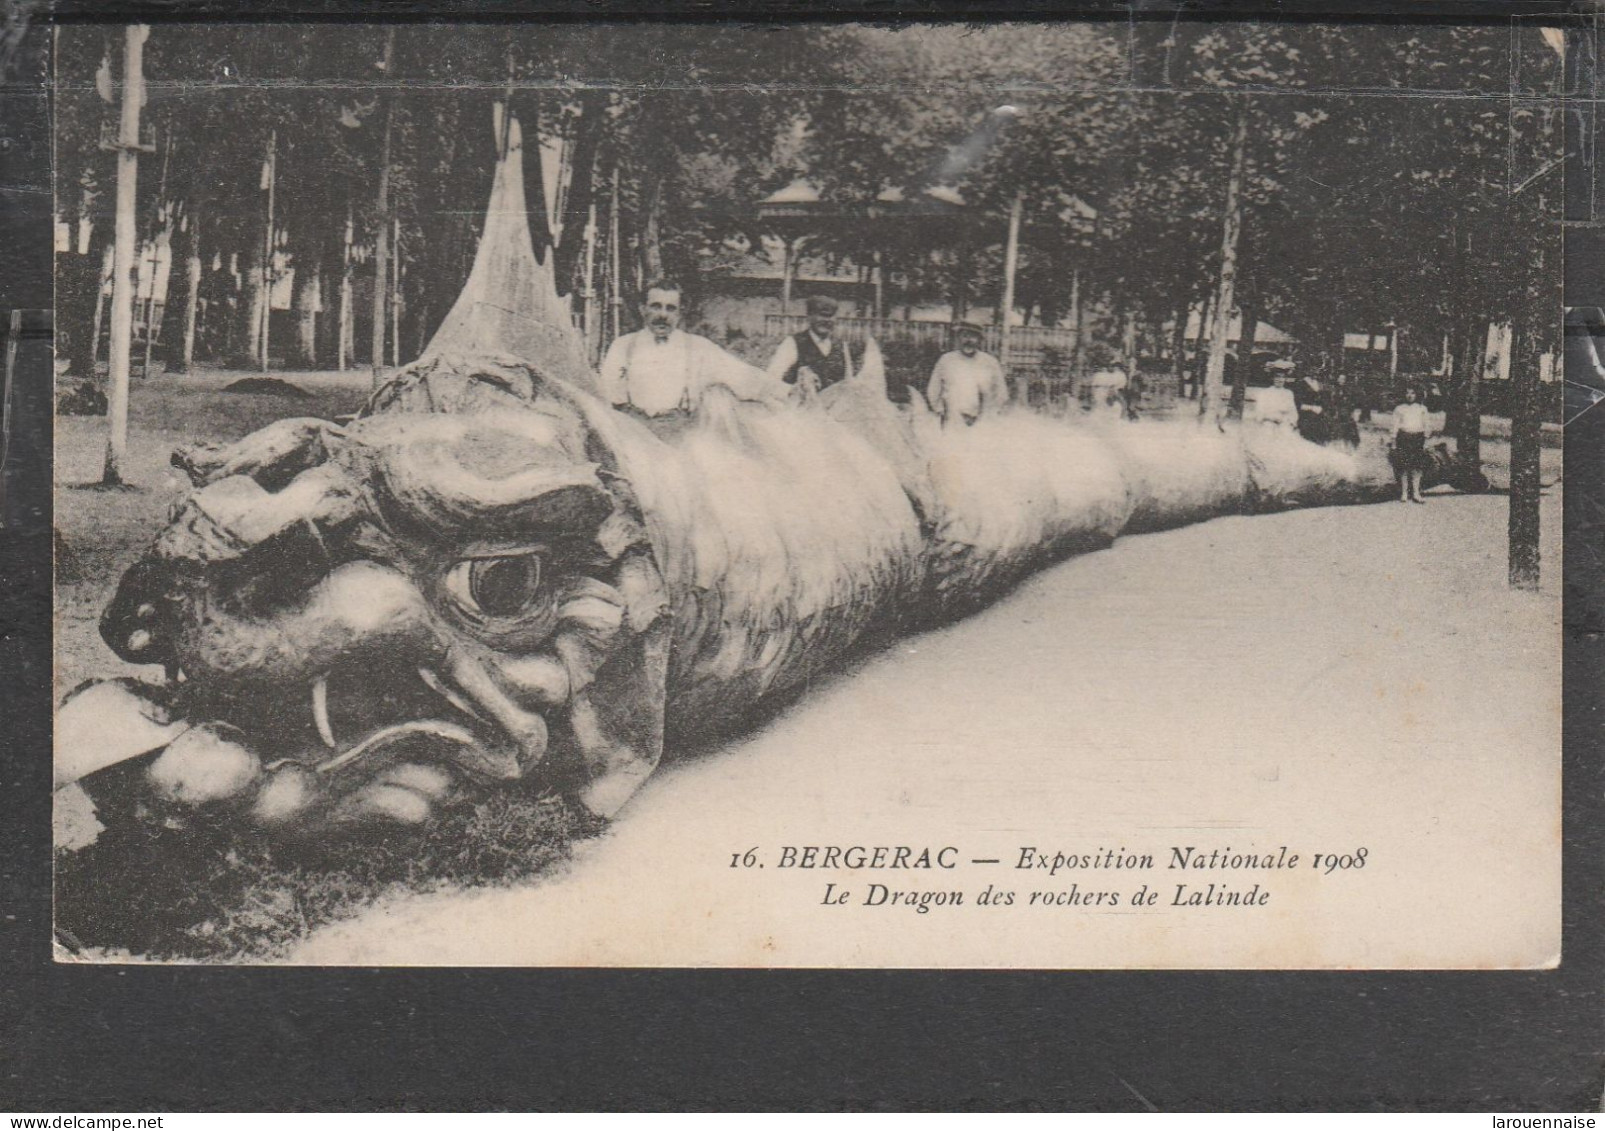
[{"x1": 619, "y1": 331, "x2": 694, "y2": 413}]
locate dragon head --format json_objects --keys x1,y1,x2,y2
[
  {"x1": 64, "y1": 358, "x2": 672, "y2": 838},
  {"x1": 55, "y1": 107, "x2": 688, "y2": 842}
]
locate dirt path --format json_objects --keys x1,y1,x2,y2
[{"x1": 292, "y1": 489, "x2": 1562, "y2": 968}]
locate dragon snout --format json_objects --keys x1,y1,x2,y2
[
  {"x1": 101, "y1": 558, "x2": 181, "y2": 669},
  {"x1": 66, "y1": 554, "x2": 573, "y2": 843},
  {"x1": 168, "y1": 559, "x2": 439, "y2": 688}
]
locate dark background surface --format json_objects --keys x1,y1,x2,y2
[
  {"x1": 38, "y1": 0, "x2": 1600, "y2": 20},
  {"x1": 3, "y1": 2, "x2": 1604, "y2": 1112}
]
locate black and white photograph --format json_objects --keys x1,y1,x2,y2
[{"x1": 49, "y1": 18, "x2": 1564, "y2": 968}]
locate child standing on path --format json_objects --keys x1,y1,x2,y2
[{"x1": 1391, "y1": 385, "x2": 1431, "y2": 503}]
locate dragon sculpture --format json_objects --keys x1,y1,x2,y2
[{"x1": 55, "y1": 113, "x2": 1454, "y2": 845}]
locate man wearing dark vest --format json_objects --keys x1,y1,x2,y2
[{"x1": 765, "y1": 295, "x2": 861, "y2": 400}]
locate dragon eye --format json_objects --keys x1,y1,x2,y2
[{"x1": 444, "y1": 553, "x2": 543, "y2": 618}]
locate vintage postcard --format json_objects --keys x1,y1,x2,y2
[{"x1": 50, "y1": 18, "x2": 1564, "y2": 967}]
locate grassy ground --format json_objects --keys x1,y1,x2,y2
[
  {"x1": 55, "y1": 779, "x2": 590, "y2": 961},
  {"x1": 55, "y1": 367, "x2": 376, "y2": 692}
]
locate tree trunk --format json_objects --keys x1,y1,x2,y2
[
  {"x1": 1507, "y1": 310, "x2": 1544, "y2": 589},
  {"x1": 405, "y1": 98, "x2": 464, "y2": 356},
  {"x1": 1201, "y1": 97, "x2": 1249, "y2": 422},
  {"x1": 1122, "y1": 307, "x2": 1138, "y2": 380},
  {"x1": 998, "y1": 193, "x2": 1023, "y2": 371},
  {"x1": 236, "y1": 241, "x2": 267, "y2": 368},
  {"x1": 141, "y1": 235, "x2": 162, "y2": 379},
  {"x1": 1191, "y1": 289, "x2": 1214, "y2": 398},
  {"x1": 640, "y1": 173, "x2": 665, "y2": 286},
  {"x1": 60, "y1": 180, "x2": 107, "y2": 377},
  {"x1": 314, "y1": 235, "x2": 338, "y2": 367},
  {"x1": 1452, "y1": 224, "x2": 1484, "y2": 457},
  {"x1": 216, "y1": 253, "x2": 240, "y2": 363},
  {"x1": 580, "y1": 200, "x2": 599, "y2": 361},
  {"x1": 951, "y1": 242, "x2": 971, "y2": 321},
  {"x1": 1443, "y1": 222, "x2": 1468, "y2": 444},
  {"x1": 779, "y1": 236, "x2": 794, "y2": 316},
  {"x1": 1169, "y1": 295, "x2": 1189, "y2": 397},
  {"x1": 293, "y1": 255, "x2": 321, "y2": 368},
  {"x1": 520, "y1": 97, "x2": 553, "y2": 261},
  {"x1": 1227, "y1": 221, "x2": 1257, "y2": 418},
  {"x1": 608, "y1": 163, "x2": 623, "y2": 341},
  {"x1": 1461, "y1": 320, "x2": 1485, "y2": 471},
  {"x1": 1068, "y1": 267, "x2": 1084, "y2": 379},
  {"x1": 103, "y1": 25, "x2": 147, "y2": 487},
  {"x1": 1229, "y1": 300, "x2": 1257, "y2": 418},
  {"x1": 259, "y1": 133, "x2": 276, "y2": 373},
  {"x1": 143, "y1": 134, "x2": 173, "y2": 379},
  {"x1": 3, "y1": 309, "x2": 18, "y2": 520},
  {"x1": 84, "y1": 246, "x2": 111, "y2": 375},
  {"x1": 369, "y1": 28, "x2": 397, "y2": 387},
  {"x1": 171, "y1": 206, "x2": 202, "y2": 374},
  {"x1": 1461, "y1": 316, "x2": 1483, "y2": 444},
  {"x1": 339, "y1": 268, "x2": 354, "y2": 369},
  {"x1": 390, "y1": 215, "x2": 401, "y2": 367},
  {"x1": 552, "y1": 89, "x2": 606, "y2": 296},
  {"x1": 91, "y1": 254, "x2": 108, "y2": 367},
  {"x1": 1443, "y1": 315, "x2": 1465, "y2": 445},
  {"x1": 338, "y1": 206, "x2": 354, "y2": 370},
  {"x1": 1327, "y1": 297, "x2": 1346, "y2": 387}
]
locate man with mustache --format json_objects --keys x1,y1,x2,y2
[
  {"x1": 600, "y1": 279, "x2": 772, "y2": 418},
  {"x1": 925, "y1": 321, "x2": 1010, "y2": 426}
]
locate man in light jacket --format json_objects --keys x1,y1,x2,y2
[{"x1": 925, "y1": 322, "x2": 1010, "y2": 426}]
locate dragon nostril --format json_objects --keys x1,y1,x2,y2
[{"x1": 101, "y1": 559, "x2": 179, "y2": 667}]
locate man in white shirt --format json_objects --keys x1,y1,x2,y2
[
  {"x1": 925, "y1": 322, "x2": 1009, "y2": 426},
  {"x1": 599, "y1": 280, "x2": 771, "y2": 417}
]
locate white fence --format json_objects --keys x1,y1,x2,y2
[{"x1": 763, "y1": 314, "x2": 1079, "y2": 371}]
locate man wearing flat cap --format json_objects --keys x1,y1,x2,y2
[
  {"x1": 765, "y1": 295, "x2": 866, "y2": 400},
  {"x1": 925, "y1": 321, "x2": 1010, "y2": 427}
]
